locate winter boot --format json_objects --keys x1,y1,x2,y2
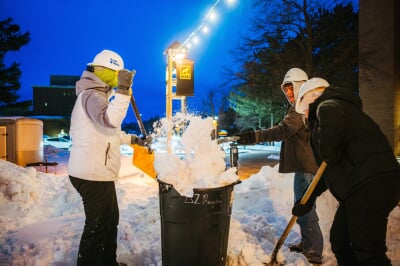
[
  {"x1": 288, "y1": 242, "x2": 303, "y2": 253},
  {"x1": 303, "y1": 251, "x2": 324, "y2": 265}
]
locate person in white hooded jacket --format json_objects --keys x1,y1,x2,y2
[{"x1": 68, "y1": 49, "x2": 148, "y2": 266}]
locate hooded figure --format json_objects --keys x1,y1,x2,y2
[
  {"x1": 236, "y1": 68, "x2": 324, "y2": 264},
  {"x1": 293, "y1": 81, "x2": 400, "y2": 265},
  {"x1": 68, "y1": 49, "x2": 148, "y2": 266},
  {"x1": 280, "y1": 67, "x2": 308, "y2": 105}
]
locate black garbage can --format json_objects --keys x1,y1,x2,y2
[{"x1": 158, "y1": 180, "x2": 240, "y2": 266}]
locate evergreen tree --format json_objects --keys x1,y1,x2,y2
[{"x1": 0, "y1": 17, "x2": 30, "y2": 106}]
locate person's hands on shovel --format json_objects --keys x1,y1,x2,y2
[
  {"x1": 131, "y1": 135, "x2": 152, "y2": 147},
  {"x1": 292, "y1": 172, "x2": 328, "y2": 217},
  {"x1": 292, "y1": 199, "x2": 314, "y2": 216}
]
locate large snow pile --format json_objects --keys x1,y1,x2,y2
[
  {"x1": 1, "y1": 114, "x2": 399, "y2": 265},
  {"x1": 154, "y1": 116, "x2": 238, "y2": 196},
  {"x1": 1, "y1": 155, "x2": 399, "y2": 265}
]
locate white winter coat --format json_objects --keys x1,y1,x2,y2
[{"x1": 68, "y1": 71, "x2": 134, "y2": 181}]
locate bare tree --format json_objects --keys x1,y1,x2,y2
[{"x1": 228, "y1": 0, "x2": 358, "y2": 130}]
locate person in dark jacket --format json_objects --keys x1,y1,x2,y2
[
  {"x1": 293, "y1": 78, "x2": 400, "y2": 266},
  {"x1": 237, "y1": 68, "x2": 324, "y2": 264}
]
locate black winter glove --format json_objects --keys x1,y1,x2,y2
[
  {"x1": 142, "y1": 135, "x2": 152, "y2": 146},
  {"x1": 236, "y1": 131, "x2": 256, "y2": 145},
  {"x1": 292, "y1": 199, "x2": 314, "y2": 217},
  {"x1": 131, "y1": 135, "x2": 152, "y2": 147},
  {"x1": 292, "y1": 174, "x2": 327, "y2": 216},
  {"x1": 118, "y1": 69, "x2": 136, "y2": 90}
]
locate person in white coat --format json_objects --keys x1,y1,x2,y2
[{"x1": 68, "y1": 49, "x2": 148, "y2": 266}]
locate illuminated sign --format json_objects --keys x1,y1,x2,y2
[{"x1": 176, "y1": 59, "x2": 194, "y2": 96}]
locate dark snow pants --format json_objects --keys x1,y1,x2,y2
[
  {"x1": 69, "y1": 176, "x2": 120, "y2": 266},
  {"x1": 330, "y1": 175, "x2": 400, "y2": 266}
]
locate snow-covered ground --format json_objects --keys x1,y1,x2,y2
[{"x1": 1, "y1": 116, "x2": 399, "y2": 265}]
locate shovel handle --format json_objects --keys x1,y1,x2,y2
[
  {"x1": 130, "y1": 94, "x2": 147, "y2": 137},
  {"x1": 130, "y1": 93, "x2": 153, "y2": 153},
  {"x1": 267, "y1": 161, "x2": 327, "y2": 264},
  {"x1": 299, "y1": 161, "x2": 327, "y2": 204}
]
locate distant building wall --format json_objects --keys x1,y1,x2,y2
[
  {"x1": 32, "y1": 75, "x2": 79, "y2": 116},
  {"x1": 359, "y1": 0, "x2": 400, "y2": 156},
  {"x1": 33, "y1": 87, "x2": 76, "y2": 115}
]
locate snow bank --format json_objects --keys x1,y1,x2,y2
[{"x1": 1, "y1": 114, "x2": 399, "y2": 265}]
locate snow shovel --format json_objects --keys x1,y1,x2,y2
[
  {"x1": 265, "y1": 161, "x2": 328, "y2": 266},
  {"x1": 129, "y1": 92, "x2": 157, "y2": 179}
]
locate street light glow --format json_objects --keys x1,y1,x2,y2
[
  {"x1": 192, "y1": 36, "x2": 200, "y2": 44},
  {"x1": 208, "y1": 9, "x2": 217, "y2": 21},
  {"x1": 180, "y1": 0, "x2": 238, "y2": 51},
  {"x1": 202, "y1": 26, "x2": 209, "y2": 34},
  {"x1": 226, "y1": 0, "x2": 237, "y2": 7}
]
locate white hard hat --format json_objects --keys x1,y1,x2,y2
[
  {"x1": 87, "y1": 49, "x2": 124, "y2": 71},
  {"x1": 281, "y1": 68, "x2": 308, "y2": 85},
  {"x1": 295, "y1": 77, "x2": 330, "y2": 114},
  {"x1": 281, "y1": 68, "x2": 308, "y2": 103}
]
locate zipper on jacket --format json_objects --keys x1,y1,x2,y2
[{"x1": 105, "y1": 142, "x2": 110, "y2": 166}]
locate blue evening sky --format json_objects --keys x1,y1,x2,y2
[{"x1": 1, "y1": 0, "x2": 255, "y2": 122}]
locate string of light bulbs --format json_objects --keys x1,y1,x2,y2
[{"x1": 180, "y1": 0, "x2": 237, "y2": 51}]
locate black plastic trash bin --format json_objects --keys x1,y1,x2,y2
[{"x1": 158, "y1": 180, "x2": 240, "y2": 266}]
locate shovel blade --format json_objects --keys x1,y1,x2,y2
[{"x1": 131, "y1": 144, "x2": 157, "y2": 178}]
